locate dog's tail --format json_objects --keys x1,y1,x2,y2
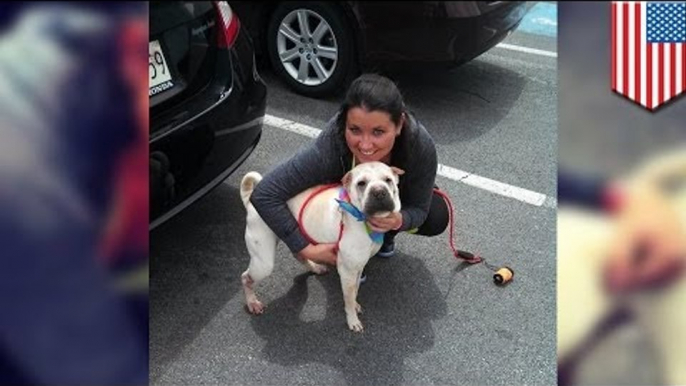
[{"x1": 240, "y1": 172, "x2": 262, "y2": 207}]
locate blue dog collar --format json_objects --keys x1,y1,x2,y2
[{"x1": 335, "y1": 188, "x2": 384, "y2": 244}]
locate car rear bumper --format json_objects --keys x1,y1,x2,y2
[
  {"x1": 364, "y1": 1, "x2": 528, "y2": 65},
  {"x1": 447, "y1": 1, "x2": 528, "y2": 65},
  {"x1": 150, "y1": 31, "x2": 267, "y2": 229}
]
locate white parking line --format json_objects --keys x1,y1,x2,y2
[
  {"x1": 264, "y1": 114, "x2": 555, "y2": 208},
  {"x1": 496, "y1": 43, "x2": 557, "y2": 58},
  {"x1": 264, "y1": 115, "x2": 321, "y2": 138}
]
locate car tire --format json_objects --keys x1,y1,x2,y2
[{"x1": 267, "y1": 2, "x2": 357, "y2": 97}]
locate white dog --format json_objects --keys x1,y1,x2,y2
[
  {"x1": 558, "y1": 149, "x2": 686, "y2": 385},
  {"x1": 239, "y1": 162, "x2": 404, "y2": 332}
]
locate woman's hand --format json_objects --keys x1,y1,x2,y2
[
  {"x1": 367, "y1": 212, "x2": 403, "y2": 233},
  {"x1": 297, "y1": 243, "x2": 338, "y2": 266},
  {"x1": 604, "y1": 184, "x2": 686, "y2": 293}
]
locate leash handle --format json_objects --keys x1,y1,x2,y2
[{"x1": 433, "y1": 188, "x2": 483, "y2": 264}]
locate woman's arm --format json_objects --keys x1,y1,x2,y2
[
  {"x1": 558, "y1": 168, "x2": 610, "y2": 209},
  {"x1": 250, "y1": 125, "x2": 344, "y2": 254},
  {"x1": 396, "y1": 126, "x2": 438, "y2": 231}
]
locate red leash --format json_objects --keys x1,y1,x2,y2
[
  {"x1": 297, "y1": 184, "x2": 512, "y2": 284},
  {"x1": 298, "y1": 183, "x2": 345, "y2": 252},
  {"x1": 299, "y1": 185, "x2": 483, "y2": 263},
  {"x1": 433, "y1": 188, "x2": 483, "y2": 264},
  {"x1": 434, "y1": 187, "x2": 515, "y2": 285}
]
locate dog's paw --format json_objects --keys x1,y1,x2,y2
[
  {"x1": 355, "y1": 302, "x2": 363, "y2": 314},
  {"x1": 246, "y1": 300, "x2": 265, "y2": 315},
  {"x1": 347, "y1": 316, "x2": 364, "y2": 332}
]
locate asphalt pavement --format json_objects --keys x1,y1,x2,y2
[{"x1": 150, "y1": 3, "x2": 558, "y2": 385}]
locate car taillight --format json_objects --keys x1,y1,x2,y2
[{"x1": 213, "y1": 1, "x2": 240, "y2": 48}]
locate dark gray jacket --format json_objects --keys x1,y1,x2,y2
[{"x1": 251, "y1": 112, "x2": 438, "y2": 254}]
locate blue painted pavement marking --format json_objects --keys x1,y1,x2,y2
[{"x1": 517, "y1": 2, "x2": 557, "y2": 37}]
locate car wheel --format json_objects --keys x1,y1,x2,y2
[{"x1": 267, "y1": 2, "x2": 356, "y2": 97}]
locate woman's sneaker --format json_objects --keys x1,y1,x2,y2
[{"x1": 375, "y1": 239, "x2": 395, "y2": 258}]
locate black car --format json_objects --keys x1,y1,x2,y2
[
  {"x1": 150, "y1": 1, "x2": 267, "y2": 229},
  {"x1": 231, "y1": 1, "x2": 528, "y2": 97}
]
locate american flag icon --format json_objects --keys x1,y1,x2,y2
[{"x1": 612, "y1": 1, "x2": 686, "y2": 110}]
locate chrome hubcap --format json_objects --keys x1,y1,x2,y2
[{"x1": 277, "y1": 9, "x2": 338, "y2": 86}]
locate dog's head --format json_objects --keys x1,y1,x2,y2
[{"x1": 342, "y1": 162, "x2": 404, "y2": 218}]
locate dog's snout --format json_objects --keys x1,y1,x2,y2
[
  {"x1": 362, "y1": 178, "x2": 397, "y2": 217},
  {"x1": 371, "y1": 188, "x2": 388, "y2": 200}
]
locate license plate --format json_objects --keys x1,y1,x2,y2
[{"x1": 149, "y1": 40, "x2": 174, "y2": 97}]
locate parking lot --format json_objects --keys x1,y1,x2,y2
[{"x1": 150, "y1": 3, "x2": 558, "y2": 385}]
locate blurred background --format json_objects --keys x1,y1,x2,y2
[
  {"x1": 0, "y1": 2, "x2": 148, "y2": 385},
  {"x1": 559, "y1": 2, "x2": 685, "y2": 177},
  {"x1": 559, "y1": 2, "x2": 686, "y2": 386}
]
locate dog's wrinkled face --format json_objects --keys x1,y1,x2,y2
[{"x1": 342, "y1": 162, "x2": 403, "y2": 218}]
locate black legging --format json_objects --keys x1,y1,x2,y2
[{"x1": 385, "y1": 188, "x2": 449, "y2": 242}]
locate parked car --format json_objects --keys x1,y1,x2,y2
[
  {"x1": 231, "y1": 1, "x2": 528, "y2": 97},
  {"x1": 150, "y1": 1, "x2": 267, "y2": 229}
]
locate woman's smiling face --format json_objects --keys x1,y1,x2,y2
[{"x1": 344, "y1": 107, "x2": 403, "y2": 164}]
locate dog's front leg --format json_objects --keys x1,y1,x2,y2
[{"x1": 337, "y1": 251, "x2": 365, "y2": 332}]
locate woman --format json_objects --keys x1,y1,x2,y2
[{"x1": 251, "y1": 74, "x2": 449, "y2": 282}]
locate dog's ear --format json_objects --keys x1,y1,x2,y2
[
  {"x1": 341, "y1": 171, "x2": 353, "y2": 189},
  {"x1": 391, "y1": 167, "x2": 405, "y2": 177}
]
